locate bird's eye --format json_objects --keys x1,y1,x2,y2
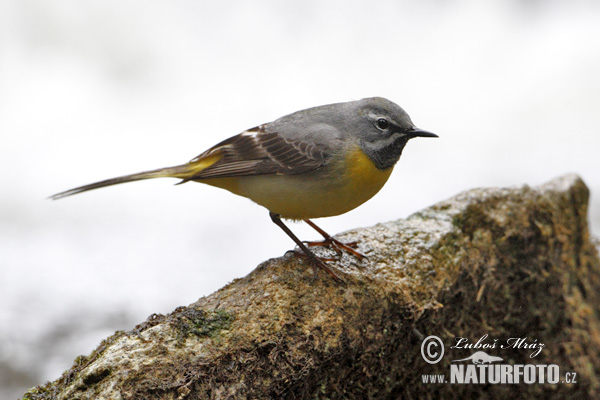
[{"x1": 376, "y1": 118, "x2": 389, "y2": 131}]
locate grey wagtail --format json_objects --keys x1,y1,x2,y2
[{"x1": 51, "y1": 97, "x2": 437, "y2": 282}]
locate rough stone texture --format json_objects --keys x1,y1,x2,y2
[{"x1": 23, "y1": 174, "x2": 600, "y2": 399}]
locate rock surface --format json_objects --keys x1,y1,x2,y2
[{"x1": 23, "y1": 174, "x2": 600, "y2": 399}]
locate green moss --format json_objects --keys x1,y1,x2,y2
[
  {"x1": 21, "y1": 385, "x2": 56, "y2": 400},
  {"x1": 171, "y1": 307, "x2": 234, "y2": 342}
]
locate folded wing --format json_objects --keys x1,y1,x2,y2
[{"x1": 182, "y1": 125, "x2": 332, "y2": 182}]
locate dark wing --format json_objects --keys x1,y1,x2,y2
[{"x1": 183, "y1": 125, "x2": 331, "y2": 181}]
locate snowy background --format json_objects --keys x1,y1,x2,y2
[{"x1": 1, "y1": 0, "x2": 599, "y2": 397}]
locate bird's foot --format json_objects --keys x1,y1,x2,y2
[{"x1": 303, "y1": 237, "x2": 366, "y2": 260}]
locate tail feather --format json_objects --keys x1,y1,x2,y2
[
  {"x1": 49, "y1": 164, "x2": 192, "y2": 200},
  {"x1": 51, "y1": 148, "x2": 225, "y2": 200}
]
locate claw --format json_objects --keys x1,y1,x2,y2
[
  {"x1": 302, "y1": 219, "x2": 368, "y2": 261},
  {"x1": 304, "y1": 237, "x2": 366, "y2": 260}
]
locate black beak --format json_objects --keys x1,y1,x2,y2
[{"x1": 408, "y1": 128, "x2": 438, "y2": 139}]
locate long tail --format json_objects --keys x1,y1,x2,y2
[
  {"x1": 49, "y1": 164, "x2": 194, "y2": 200},
  {"x1": 50, "y1": 146, "x2": 226, "y2": 200}
]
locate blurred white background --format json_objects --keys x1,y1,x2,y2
[{"x1": 1, "y1": 0, "x2": 599, "y2": 397}]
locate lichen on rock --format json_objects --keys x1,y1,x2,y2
[{"x1": 22, "y1": 174, "x2": 600, "y2": 399}]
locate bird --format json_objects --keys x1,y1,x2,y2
[{"x1": 51, "y1": 97, "x2": 437, "y2": 282}]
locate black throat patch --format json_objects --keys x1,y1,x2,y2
[{"x1": 361, "y1": 136, "x2": 409, "y2": 170}]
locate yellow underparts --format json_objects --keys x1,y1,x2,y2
[{"x1": 199, "y1": 145, "x2": 394, "y2": 220}]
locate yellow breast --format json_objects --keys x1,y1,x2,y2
[{"x1": 343, "y1": 146, "x2": 394, "y2": 200}]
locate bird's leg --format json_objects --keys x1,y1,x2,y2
[
  {"x1": 303, "y1": 219, "x2": 366, "y2": 260},
  {"x1": 269, "y1": 212, "x2": 343, "y2": 282}
]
